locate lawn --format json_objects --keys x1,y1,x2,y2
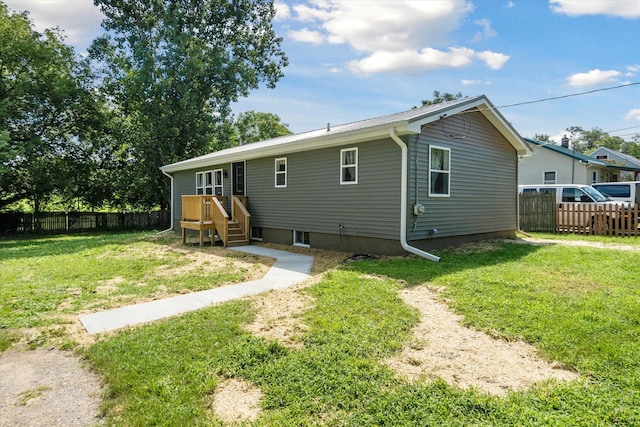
[{"x1": 2, "y1": 232, "x2": 639, "y2": 425}]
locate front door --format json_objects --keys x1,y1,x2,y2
[{"x1": 232, "y1": 162, "x2": 245, "y2": 196}]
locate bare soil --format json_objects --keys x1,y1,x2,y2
[
  {"x1": 0, "y1": 346, "x2": 102, "y2": 427},
  {"x1": 2, "y1": 238, "x2": 615, "y2": 425}
]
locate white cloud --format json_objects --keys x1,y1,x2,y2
[
  {"x1": 506, "y1": 2, "x2": 515, "y2": 8},
  {"x1": 274, "y1": 2, "x2": 291, "y2": 20},
  {"x1": 462, "y1": 79, "x2": 492, "y2": 86},
  {"x1": 567, "y1": 69, "x2": 621, "y2": 87},
  {"x1": 349, "y1": 47, "x2": 475, "y2": 74},
  {"x1": 472, "y1": 19, "x2": 497, "y2": 42},
  {"x1": 288, "y1": 28, "x2": 325, "y2": 44},
  {"x1": 476, "y1": 51, "x2": 510, "y2": 70},
  {"x1": 286, "y1": 0, "x2": 511, "y2": 74},
  {"x1": 550, "y1": 0, "x2": 640, "y2": 18},
  {"x1": 625, "y1": 109, "x2": 640, "y2": 121},
  {"x1": 4, "y1": 0, "x2": 104, "y2": 47}
]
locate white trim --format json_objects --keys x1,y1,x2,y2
[
  {"x1": 275, "y1": 157, "x2": 287, "y2": 188},
  {"x1": 293, "y1": 230, "x2": 310, "y2": 247},
  {"x1": 340, "y1": 147, "x2": 358, "y2": 185},
  {"x1": 195, "y1": 170, "x2": 214, "y2": 195},
  {"x1": 213, "y1": 169, "x2": 224, "y2": 196},
  {"x1": 428, "y1": 145, "x2": 450, "y2": 197},
  {"x1": 542, "y1": 170, "x2": 557, "y2": 184}
]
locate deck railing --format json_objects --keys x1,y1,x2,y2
[
  {"x1": 181, "y1": 195, "x2": 251, "y2": 246},
  {"x1": 232, "y1": 196, "x2": 251, "y2": 242}
]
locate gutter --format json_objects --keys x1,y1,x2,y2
[
  {"x1": 159, "y1": 168, "x2": 174, "y2": 234},
  {"x1": 389, "y1": 127, "x2": 440, "y2": 262}
]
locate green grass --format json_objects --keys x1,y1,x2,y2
[
  {"x1": 3, "y1": 233, "x2": 639, "y2": 425},
  {"x1": 84, "y1": 239, "x2": 640, "y2": 426},
  {"x1": 0, "y1": 232, "x2": 263, "y2": 349}
]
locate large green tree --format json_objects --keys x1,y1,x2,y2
[
  {"x1": 232, "y1": 110, "x2": 292, "y2": 145},
  {"x1": 91, "y1": 0, "x2": 288, "y2": 209},
  {"x1": 0, "y1": 4, "x2": 105, "y2": 212}
]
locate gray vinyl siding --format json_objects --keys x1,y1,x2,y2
[
  {"x1": 407, "y1": 112, "x2": 517, "y2": 240},
  {"x1": 246, "y1": 138, "x2": 401, "y2": 240},
  {"x1": 171, "y1": 165, "x2": 232, "y2": 229}
]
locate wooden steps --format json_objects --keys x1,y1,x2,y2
[{"x1": 226, "y1": 220, "x2": 249, "y2": 247}]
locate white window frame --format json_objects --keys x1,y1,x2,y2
[
  {"x1": 293, "y1": 230, "x2": 310, "y2": 247},
  {"x1": 275, "y1": 157, "x2": 287, "y2": 188},
  {"x1": 428, "y1": 145, "x2": 450, "y2": 197},
  {"x1": 340, "y1": 147, "x2": 358, "y2": 185},
  {"x1": 543, "y1": 170, "x2": 557, "y2": 184},
  {"x1": 196, "y1": 171, "x2": 214, "y2": 195},
  {"x1": 213, "y1": 169, "x2": 224, "y2": 196}
]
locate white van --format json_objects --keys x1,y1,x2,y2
[
  {"x1": 518, "y1": 184, "x2": 629, "y2": 230},
  {"x1": 592, "y1": 182, "x2": 640, "y2": 205}
]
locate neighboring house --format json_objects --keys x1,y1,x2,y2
[
  {"x1": 518, "y1": 138, "x2": 636, "y2": 185},
  {"x1": 589, "y1": 146, "x2": 640, "y2": 181},
  {"x1": 161, "y1": 95, "x2": 530, "y2": 260}
]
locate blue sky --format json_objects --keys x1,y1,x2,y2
[{"x1": 7, "y1": 0, "x2": 640, "y2": 142}]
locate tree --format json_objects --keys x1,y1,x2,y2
[
  {"x1": 0, "y1": 4, "x2": 105, "y2": 212},
  {"x1": 90, "y1": 0, "x2": 288, "y2": 209},
  {"x1": 232, "y1": 111, "x2": 292, "y2": 145},
  {"x1": 421, "y1": 91, "x2": 463, "y2": 107}
]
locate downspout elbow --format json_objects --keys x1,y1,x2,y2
[{"x1": 389, "y1": 127, "x2": 440, "y2": 262}]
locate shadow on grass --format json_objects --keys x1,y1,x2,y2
[
  {"x1": 339, "y1": 241, "x2": 544, "y2": 285},
  {"x1": 0, "y1": 231, "x2": 162, "y2": 261}
]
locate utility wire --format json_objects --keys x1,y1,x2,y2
[{"x1": 462, "y1": 81, "x2": 640, "y2": 115}]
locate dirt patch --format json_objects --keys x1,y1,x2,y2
[
  {"x1": 0, "y1": 347, "x2": 102, "y2": 427},
  {"x1": 244, "y1": 282, "x2": 316, "y2": 349},
  {"x1": 211, "y1": 378, "x2": 263, "y2": 424},
  {"x1": 384, "y1": 286, "x2": 579, "y2": 396}
]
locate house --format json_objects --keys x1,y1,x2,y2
[
  {"x1": 589, "y1": 146, "x2": 640, "y2": 181},
  {"x1": 518, "y1": 138, "x2": 638, "y2": 185},
  {"x1": 160, "y1": 95, "x2": 530, "y2": 261}
]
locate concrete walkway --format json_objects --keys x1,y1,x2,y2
[{"x1": 79, "y1": 246, "x2": 313, "y2": 334}]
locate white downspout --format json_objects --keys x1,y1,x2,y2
[
  {"x1": 389, "y1": 127, "x2": 441, "y2": 262},
  {"x1": 159, "y1": 169, "x2": 174, "y2": 234}
]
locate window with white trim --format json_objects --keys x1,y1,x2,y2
[
  {"x1": 543, "y1": 171, "x2": 557, "y2": 184},
  {"x1": 196, "y1": 171, "x2": 214, "y2": 195},
  {"x1": 340, "y1": 148, "x2": 358, "y2": 184},
  {"x1": 293, "y1": 230, "x2": 310, "y2": 247},
  {"x1": 275, "y1": 157, "x2": 287, "y2": 187},
  {"x1": 429, "y1": 146, "x2": 450, "y2": 197},
  {"x1": 213, "y1": 169, "x2": 223, "y2": 196}
]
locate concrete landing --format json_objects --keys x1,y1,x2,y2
[{"x1": 79, "y1": 246, "x2": 313, "y2": 334}]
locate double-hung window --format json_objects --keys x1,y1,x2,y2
[
  {"x1": 275, "y1": 158, "x2": 287, "y2": 187},
  {"x1": 196, "y1": 171, "x2": 214, "y2": 195},
  {"x1": 340, "y1": 147, "x2": 358, "y2": 184},
  {"x1": 429, "y1": 146, "x2": 450, "y2": 197},
  {"x1": 196, "y1": 170, "x2": 222, "y2": 195},
  {"x1": 213, "y1": 169, "x2": 223, "y2": 196}
]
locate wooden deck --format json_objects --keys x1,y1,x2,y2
[{"x1": 181, "y1": 195, "x2": 250, "y2": 246}]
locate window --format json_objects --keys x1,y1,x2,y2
[
  {"x1": 429, "y1": 146, "x2": 450, "y2": 197},
  {"x1": 340, "y1": 148, "x2": 358, "y2": 184},
  {"x1": 293, "y1": 230, "x2": 310, "y2": 247},
  {"x1": 543, "y1": 171, "x2": 557, "y2": 184},
  {"x1": 275, "y1": 158, "x2": 287, "y2": 187},
  {"x1": 592, "y1": 171, "x2": 597, "y2": 184},
  {"x1": 250, "y1": 226, "x2": 263, "y2": 241},
  {"x1": 196, "y1": 171, "x2": 213, "y2": 195},
  {"x1": 213, "y1": 169, "x2": 223, "y2": 196}
]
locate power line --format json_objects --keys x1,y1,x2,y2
[
  {"x1": 605, "y1": 125, "x2": 640, "y2": 134},
  {"x1": 495, "y1": 82, "x2": 640, "y2": 110},
  {"x1": 460, "y1": 81, "x2": 640, "y2": 116}
]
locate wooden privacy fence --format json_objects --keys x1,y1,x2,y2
[
  {"x1": 0, "y1": 210, "x2": 170, "y2": 235},
  {"x1": 556, "y1": 203, "x2": 639, "y2": 236},
  {"x1": 519, "y1": 193, "x2": 639, "y2": 236},
  {"x1": 519, "y1": 192, "x2": 556, "y2": 232}
]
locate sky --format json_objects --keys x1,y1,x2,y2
[{"x1": 6, "y1": 0, "x2": 640, "y2": 143}]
